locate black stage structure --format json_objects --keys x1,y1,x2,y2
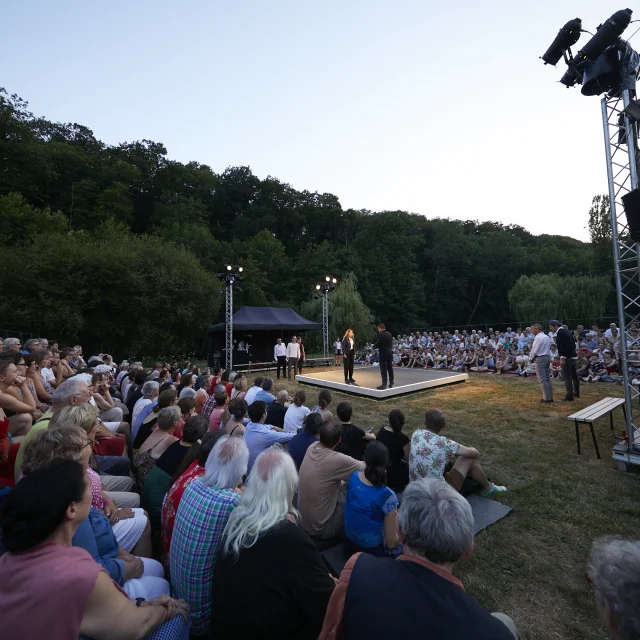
[{"x1": 207, "y1": 306, "x2": 321, "y2": 369}]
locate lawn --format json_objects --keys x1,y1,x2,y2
[{"x1": 263, "y1": 367, "x2": 639, "y2": 640}]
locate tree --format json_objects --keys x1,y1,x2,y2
[
  {"x1": 0, "y1": 192, "x2": 68, "y2": 245},
  {"x1": 508, "y1": 274, "x2": 612, "y2": 324},
  {"x1": 300, "y1": 273, "x2": 374, "y2": 352}
]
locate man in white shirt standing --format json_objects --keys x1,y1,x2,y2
[
  {"x1": 274, "y1": 338, "x2": 287, "y2": 380},
  {"x1": 529, "y1": 323, "x2": 553, "y2": 403},
  {"x1": 286, "y1": 335, "x2": 300, "y2": 381}
]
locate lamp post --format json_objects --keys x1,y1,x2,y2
[
  {"x1": 315, "y1": 276, "x2": 338, "y2": 358},
  {"x1": 217, "y1": 265, "x2": 243, "y2": 372}
]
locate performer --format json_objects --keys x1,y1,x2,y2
[
  {"x1": 549, "y1": 320, "x2": 580, "y2": 401},
  {"x1": 286, "y1": 335, "x2": 300, "y2": 381},
  {"x1": 333, "y1": 337, "x2": 342, "y2": 367},
  {"x1": 274, "y1": 337, "x2": 287, "y2": 380},
  {"x1": 374, "y1": 322, "x2": 394, "y2": 389},
  {"x1": 297, "y1": 337, "x2": 306, "y2": 375},
  {"x1": 343, "y1": 329, "x2": 357, "y2": 385}
]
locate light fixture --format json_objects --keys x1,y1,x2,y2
[
  {"x1": 622, "y1": 188, "x2": 640, "y2": 240},
  {"x1": 332, "y1": 278, "x2": 337, "y2": 284},
  {"x1": 237, "y1": 266, "x2": 243, "y2": 273},
  {"x1": 226, "y1": 264, "x2": 232, "y2": 271},
  {"x1": 316, "y1": 284, "x2": 321, "y2": 290},
  {"x1": 540, "y1": 18, "x2": 582, "y2": 66},
  {"x1": 325, "y1": 276, "x2": 331, "y2": 282},
  {"x1": 624, "y1": 99, "x2": 640, "y2": 122}
]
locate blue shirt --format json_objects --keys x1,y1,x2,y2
[
  {"x1": 288, "y1": 431, "x2": 318, "y2": 469},
  {"x1": 344, "y1": 471, "x2": 398, "y2": 549},
  {"x1": 254, "y1": 390, "x2": 277, "y2": 404},
  {"x1": 244, "y1": 421, "x2": 296, "y2": 472},
  {"x1": 133, "y1": 398, "x2": 157, "y2": 441}
]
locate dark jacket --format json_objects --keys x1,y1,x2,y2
[
  {"x1": 555, "y1": 327, "x2": 577, "y2": 358},
  {"x1": 374, "y1": 330, "x2": 393, "y2": 361}
]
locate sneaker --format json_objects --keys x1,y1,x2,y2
[{"x1": 482, "y1": 483, "x2": 508, "y2": 497}]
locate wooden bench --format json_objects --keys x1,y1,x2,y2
[{"x1": 567, "y1": 397, "x2": 626, "y2": 459}]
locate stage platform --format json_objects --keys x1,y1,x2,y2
[{"x1": 295, "y1": 366, "x2": 467, "y2": 400}]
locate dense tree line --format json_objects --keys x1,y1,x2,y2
[{"x1": 0, "y1": 87, "x2": 612, "y2": 355}]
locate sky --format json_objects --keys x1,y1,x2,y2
[{"x1": 2, "y1": 1, "x2": 636, "y2": 241}]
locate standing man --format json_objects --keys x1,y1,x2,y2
[
  {"x1": 374, "y1": 322, "x2": 394, "y2": 390},
  {"x1": 286, "y1": 335, "x2": 300, "y2": 381},
  {"x1": 550, "y1": 320, "x2": 580, "y2": 402},
  {"x1": 274, "y1": 337, "x2": 287, "y2": 380},
  {"x1": 529, "y1": 323, "x2": 553, "y2": 403}
]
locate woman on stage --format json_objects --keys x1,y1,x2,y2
[{"x1": 343, "y1": 329, "x2": 357, "y2": 386}]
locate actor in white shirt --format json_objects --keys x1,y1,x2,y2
[
  {"x1": 286, "y1": 336, "x2": 300, "y2": 381},
  {"x1": 274, "y1": 338, "x2": 287, "y2": 380},
  {"x1": 529, "y1": 323, "x2": 553, "y2": 402}
]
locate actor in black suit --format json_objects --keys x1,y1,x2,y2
[
  {"x1": 549, "y1": 320, "x2": 580, "y2": 401},
  {"x1": 374, "y1": 322, "x2": 394, "y2": 389},
  {"x1": 343, "y1": 329, "x2": 357, "y2": 385}
]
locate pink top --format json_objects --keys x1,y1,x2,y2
[
  {"x1": 88, "y1": 467, "x2": 104, "y2": 510},
  {"x1": 208, "y1": 406, "x2": 225, "y2": 431},
  {"x1": 0, "y1": 542, "x2": 102, "y2": 640}
]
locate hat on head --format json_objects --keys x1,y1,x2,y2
[{"x1": 549, "y1": 320, "x2": 562, "y2": 327}]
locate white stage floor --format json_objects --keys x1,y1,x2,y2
[{"x1": 296, "y1": 366, "x2": 467, "y2": 399}]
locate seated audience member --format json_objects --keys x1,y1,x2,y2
[
  {"x1": 0, "y1": 355, "x2": 37, "y2": 439},
  {"x1": 210, "y1": 448, "x2": 335, "y2": 639},
  {"x1": 24, "y1": 352, "x2": 51, "y2": 407},
  {"x1": 586, "y1": 536, "x2": 640, "y2": 640},
  {"x1": 266, "y1": 390, "x2": 289, "y2": 428},
  {"x1": 320, "y1": 478, "x2": 519, "y2": 640},
  {"x1": 312, "y1": 389, "x2": 333, "y2": 422},
  {"x1": 171, "y1": 436, "x2": 249, "y2": 635},
  {"x1": 91, "y1": 371, "x2": 126, "y2": 429},
  {"x1": 20, "y1": 425, "x2": 169, "y2": 601},
  {"x1": 224, "y1": 398, "x2": 248, "y2": 437},
  {"x1": 208, "y1": 390, "x2": 228, "y2": 431},
  {"x1": 409, "y1": 409, "x2": 506, "y2": 497},
  {"x1": 141, "y1": 415, "x2": 208, "y2": 527},
  {"x1": 0, "y1": 404, "x2": 19, "y2": 486},
  {"x1": 133, "y1": 388, "x2": 178, "y2": 452},
  {"x1": 178, "y1": 373, "x2": 197, "y2": 399},
  {"x1": 230, "y1": 374, "x2": 247, "y2": 401},
  {"x1": 125, "y1": 369, "x2": 147, "y2": 417},
  {"x1": 376, "y1": 409, "x2": 410, "y2": 493},
  {"x1": 254, "y1": 377, "x2": 277, "y2": 404},
  {"x1": 132, "y1": 381, "x2": 172, "y2": 439},
  {"x1": 336, "y1": 401, "x2": 375, "y2": 461},
  {"x1": 161, "y1": 431, "x2": 223, "y2": 572},
  {"x1": 298, "y1": 418, "x2": 365, "y2": 540},
  {"x1": 220, "y1": 370, "x2": 234, "y2": 398},
  {"x1": 244, "y1": 376, "x2": 264, "y2": 405},
  {"x1": 134, "y1": 406, "x2": 182, "y2": 487},
  {"x1": 284, "y1": 389, "x2": 311, "y2": 432},
  {"x1": 132, "y1": 380, "x2": 159, "y2": 430},
  {"x1": 244, "y1": 401, "x2": 296, "y2": 472},
  {"x1": 201, "y1": 383, "x2": 224, "y2": 421},
  {"x1": 194, "y1": 374, "x2": 210, "y2": 415},
  {"x1": 344, "y1": 441, "x2": 400, "y2": 559},
  {"x1": 0, "y1": 461, "x2": 191, "y2": 639},
  {"x1": 289, "y1": 412, "x2": 323, "y2": 470},
  {"x1": 176, "y1": 396, "x2": 194, "y2": 438}
]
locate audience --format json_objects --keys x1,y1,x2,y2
[
  {"x1": 376, "y1": 408, "x2": 410, "y2": 493},
  {"x1": 319, "y1": 478, "x2": 518, "y2": 639},
  {"x1": 244, "y1": 400, "x2": 296, "y2": 472},
  {"x1": 230, "y1": 374, "x2": 247, "y2": 401},
  {"x1": 289, "y1": 412, "x2": 323, "y2": 470},
  {"x1": 0, "y1": 461, "x2": 191, "y2": 639},
  {"x1": 410, "y1": 409, "x2": 507, "y2": 497},
  {"x1": 210, "y1": 447, "x2": 335, "y2": 639},
  {"x1": 298, "y1": 418, "x2": 365, "y2": 540},
  {"x1": 207, "y1": 390, "x2": 228, "y2": 431},
  {"x1": 244, "y1": 376, "x2": 264, "y2": 405},
  {"x1": 312, "y1": 389, "x2": 334, "y2": 422},
  {"x1": 132, "y1": 380, "x2": 160, "y2": 430},
  {"x1": 586, "y1": 536, "x2": 640, "y2": 640},
  {"x1": 336, "y1": 401, "x2": 375, "y2": 460},
  {"x1": 254, "y1": 377, "x2": 277, "y2": 404},
  {"x1": 223, "y1": 398, "x2": 248, "y2": 437},
  {"x1": 266, "y1": 389, "x2": 289, "y2": 428},
  {"x1": 171, "y1": 436, "x2": 249, "y2": 635},
  {"x1": 284, "y1": 389, "x2": 311, "y2": 432},
  {"x1": 133, "y1": 389, "x2": 178, "y2": 452}
]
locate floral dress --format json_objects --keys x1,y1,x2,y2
[{"x1": 408, "y1": 429, "x2": 460, "y2": 482}]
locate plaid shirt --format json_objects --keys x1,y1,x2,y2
[
  {"x1": 170, "y1": 479, "x2": 240, "y2": 635},
  {"x1": 201, "y1": 394, "x2": 217, "y2": 421}
]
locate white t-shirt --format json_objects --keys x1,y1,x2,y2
[
  {"x1": 334, "y1": 341, "x2": 342, "y2": 353},
  {"x1": 245, "y1": 385, "x2": 261, "y2": 406},
  {"x1": 41, "y1": 367, "x2": 55, "y2": 383},
  {"x1": 283, "y1": 404, "x2": 311, "y2": 432}
]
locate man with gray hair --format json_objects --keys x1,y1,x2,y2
[
  {"x1": 254, "y1": 377, "x2": 276, "y2": 405},
  {"x1": 22, "y1": 338, "x2": 41, "y2": 354},
  {"x1": 2, "y1": 337, "x2": 21, "y2": 352},
  {"x1": 529, "y1": 323, "x2": 553, "y2": 403},
  {"x1": 131, "y1": 380, "x2": 160, "y2": 431},
  {"x1": 586, "y1": 536, "x2": 640, "y2": 640},
  {"x1": 266, "y1": 389, "x2": 289, "y2": 429},
  {"x1": 170, "y1": 435, "x2": 248, "y2": 635},
  {"x1": 319, "y1": 478, "x2": 519, "y2": 639}
]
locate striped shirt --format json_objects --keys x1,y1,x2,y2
[{"x1": 170, "y1": 479, "x2": 240, "y2": 635}]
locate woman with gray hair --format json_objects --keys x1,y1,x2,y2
[
  {"x1": 132, "y1": 380, "x2": 159, "y2": 428},
  {"x1": 134, "y1": 405, "x2": 181, "y2": 487},
  {"x1": 170, "y1": 435, "x2": 249, "y2": 635},
  {"x1": 586, "y1": 536, "x2": 640, "y2": 640},
  {"x1": 319, "y1": 478, "x2": 518, "y2": 639},
  {"x1": 210, "y1": 448, "x2": 335, "y2": 639}
]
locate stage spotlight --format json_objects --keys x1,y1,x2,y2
[
  {"x1": 560, "y1": 66, "x2": 582, "y2": 88},
  {"x1": 237, "y1": 266, "x2": 243, "y2": 273},
  {"x1": 541, "y1": 18, "x2": 582, "y2": 66},
  {"x1": 624, "y1": 99, "x2": 640, "y2": 122},
  {"x1": 226, "y1": 264, "x2": 232, "y2": 271},
  {"x1": 573, "y1": 9, "x2": 632, "y2": 66},
  {"x1": 622, "y1": 188, "x2": 640, "y2": 240},
  {"x1": 325, "y1": 276, "x2": 331, "y2": 282},
  {"x1": 582, "y1": 47, "x2": 622, "y2": 96},
  {"x1": 316, "y1": 284, "x2": 321, "y2": 290},
  {"x1": 332, "y1": 278, "x2": 337, "y2": 284}
]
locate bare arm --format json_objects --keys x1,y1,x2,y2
[
  {"x1": 93, "y1": 392, "x2": 112, "y2": 411},
  {"x1": 456, "y1": 444, "x2": 479, "y2": 459},
  {"x1": 384, "y1": 509, "x2": 399, "y2": 549},
  {"x1": 363, "y1": 432, "x2": 376, "y2": 441},
  {"x1": 0, "y1": 390, "x2": 37, "y2": 414},
  {"x1": 29, "y1": 372, "x2": 52, "y2": 402},
  {"x1": 402, "y1": 442, "x2": 411, "y2": 459}
]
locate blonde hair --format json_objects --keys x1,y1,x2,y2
[
  {"x1": 22, "y1": 424, "x2": 87, "y2": 475},
  {"x1": 49, "y1": 403, "x2": 99, "y2": 434},
  {"x1": 344, "y1": 328, "x2": 354, "y2": 340}
]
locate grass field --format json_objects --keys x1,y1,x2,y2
[{"x1": 264, "y1": 367, "x2": 639, "y2": 640}]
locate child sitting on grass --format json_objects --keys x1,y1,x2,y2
[{"x1": 409, "y1": 408, "x2": 507, "y2": 497}]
